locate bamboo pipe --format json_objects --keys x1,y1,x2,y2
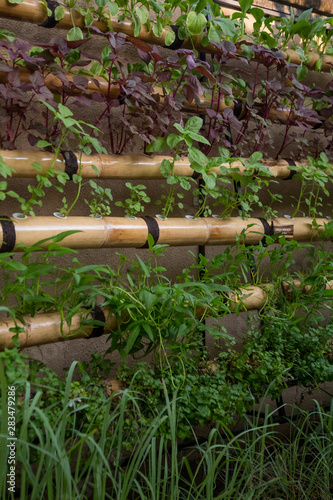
[
  {"x1": 0, "y1": 66, "x2": 328, "y2": 129},
  {"x1": 1, "y1": 279, "x2": 332, "y2": 350},
  {"x1": 0, "y1": 0, "x2": 332, "y2": 72},
  {"x1": 0, "y1": 216, "x2": 327, "y2": 251},
  {"x1": 0, "y1": 306, "x2": 117, "y2": 350},
  {"x1": 0, "y1": 151, "x2": 311, "y2": 180}
]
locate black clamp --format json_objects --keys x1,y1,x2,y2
[
  {"x1": 88, "y1": 305, "x2": 106, "y2": 338},
  {"x1": 163, "y1": 25, "x2": 184, "y2": 51},
  {"x1": 39, "y1": 0, "x2": 60, "y2": 29},
  {"x1": 283, "y1": 158, "x2": 297, "y2": 180},
  {"x1": 140, "y1": 216, "x2": 160, "y2": 248},
  {"x1": 61, "y1": 151, "x2": 78, "y2": 180},
  {"x1": 256, "y1": 217, "x2": 274, "y2": 246},
  {"x1": 0, "y1": 216, "x2": 16, "y2": 253}
]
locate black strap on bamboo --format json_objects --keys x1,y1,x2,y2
[
  {"x1": 140, "y1": 216, "x2": 160, "y2": 248},
  {"x1": 88, "y1": 305, "x2": 106, "y2": 338},
  {"x1": 61, "y1": 151, "x2": 78, "y2": 180},
  {"x1": 256, "y1": 217, "x2": 273, "y2": 246},
  {"x1": 0, "y1": 216, "x2": 16, "y2": 253},
  {"x1": 191, "y1": 170, "x2": 201, "y2": 180},
  {"x1": 233, "y1": 99, "x2": 248, "y2": 120},
  {"x1": 163, "y1": 26, "x2": 184, "y2": 51},
  {"x1": 312, "y1": 120, "x2": 324, "y2": 130},
  {"x1": 283, "y1": 158, "x2": 297, "y2": 180},
  {"x1": 118, "y1": 89, "x2": 127, "y2": 105},
  {"x1": 39, "y1": 0, "x2": 60, "y2": 28}
]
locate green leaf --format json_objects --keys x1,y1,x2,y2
[
  {"x1": 185, "y1": 116, "x2": 203, "y2": 134},
  {"x1": 146, "y1": 137, "x2": 167, "y2": 153},
  {"x1": 186, "y1": 12, "x2": 207, "y2": 35},
  {"x1": 248, "y1": 152, "x2": 263, "y2": 163},
  {"x1": 37, "y1": 140, "x2": 51, "y2": 148},
  {"x1": 297, "y1": 8, "x2": 312, "y2": 22},
  {"x1": 84, "y1": 12, "x2": 94, "y2": 25},
  {"x1": 239, "y1": 0, "x2": 253, "y2": 14},
  {"x1": 54, "y1": 6, "x2": 65, "y2": 21},
  {"x1": 125, "y1": 324, "x2": 141, "y2": 354},
  {"x1": 164, "y1": 29, "x2": 176, "y2": 46},
  {"x1": 152, "y1": 20, "x2": 163, "y2": 37},
  {"x1": 207, "y1": 26, "x2": 221, "y2": 43},
  {"x1": 297, "y1": 64, "x2": 308, "y2": 81},
  {"x1": 188, "y1": 146, "x2": 207, "y2": 166},
  {"x1": 213, "y1": 18, "x2": 236, "y2": 38},
  {"x1": 58, "y1": 103, "x2": 73, "y2": 118},
  {"x1": 139, "y1": 290, "x2": 155, "y2": 310},
  {"x1": 167, "y1": 134, "x2": 182, "y2": 149},
  {"x1": 108, "y1": 1, "x2": 119, "y2": 16},
  {"x1": 67, "y1": 27, "x2": 84, "y2": 41},
  {"x1": 135, "y1": 6, "x2": 148, "y2": 24},
  {"x1": 187, "y1": 132, "x2": 210, "y2": 145},
  {"x1": 315, "y1": 58, "x2": 323, "y2": 72},
  {"x1": 135, "y1": 255, "x2": 151, "y2": 277},
  {"x1": 241, "y1": 43, "x2": 254, "y2": 61}
]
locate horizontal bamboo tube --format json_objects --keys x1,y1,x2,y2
[
  {"x1": 0, "y1": 66, "x2": 327, "y2": 129},
  {"x1": 0, "y1": 0, "x2": 332, "y2": 72},
  {"x1": 1, "y1": 279, "x2": 332, "y2": 350},
  {"x1": 0, "y1": 306, "x2": 117, "y2": 350},
  {"x1": 0, "y1": 150, "x2": 311, "y2": 180},
  {"x1": 0, "y1": 216, "x2": 326, "y2": 251}
]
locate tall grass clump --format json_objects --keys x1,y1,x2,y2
[{"x1": 1, "y1": 360, "x2": 333, "y2": 499}]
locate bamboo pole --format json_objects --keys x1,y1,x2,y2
[
  {"x1": 0, "y1": 216, "x2": 326, "y2": 251},
  {"x1": 0, "y1": 0, "x2": 332, "y2": 72},
  {"x1": 1, "y1": 279, "x2": 332, "y2": 350},
  {"x1": 0, "y1": 306, "x2": 117, "y2": 350},
  {"x1": 0, "y1": 66, "x2": 327, "y2": 129},
  {"x1": 0, "y1": 150, "x2": 311, "y2": 180}
]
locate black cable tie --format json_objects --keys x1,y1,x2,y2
[
  {"x1": 163, "y1": 25, "x2": 184, "y2": 51},
  {"x1": 233, "y1": 99, "x2": 248, "y2": 120},
  {"x1": 256, "y1": 217, "x2": 273, "y2": 247},
  {"x1": 61, "y1": 151, "x2": 78, "y2": 180},
  {"x1": 140, "y1": 216, "x2": 160, "y2": 248},
  {"x1": 39, "y1": 0, "x2": 60, "y2": 29},
  {"x1": 0, "y1": 216, "x2": 16, "y2": 253},
  {"x1": 283, "y1": 158, "x2": 297, "y2": 180},
  {"x1": 88, "y1": 306, "x2": 106, "y2": 338}
]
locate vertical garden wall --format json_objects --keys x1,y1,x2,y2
[
  {"x1": 1, "y1": 0, "x2": 333, "y2": 497},
  {"x1": 0, "y1": 0, "x2": 333, "y2": 432}
]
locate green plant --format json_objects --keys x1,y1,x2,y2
[
  {"x1": 147, "y1": 116, "x2": 210, "y2": 218},
  {"x1": 291, "y1": 153, "x2": 333, "y2": 220},
  {"x1": 84, "y1": 180, "x2": 113, "y2": 217},
  {"x1": 21, "y1": 102, "x2": 107, "y2": 217},
  {"x1": 115, "y1": 182, "x2": 150, "y2": 218}
]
